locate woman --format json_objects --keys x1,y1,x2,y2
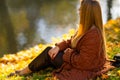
[{"x1": 8, "y1": 0, "x2": 115, "y2": 79}]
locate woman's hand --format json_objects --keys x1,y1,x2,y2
[
  {"x1": 48, "y1": 46, "x2": 60, "y2": 60},
  {"x1": 64, "y1": 48, "x2": 74, "y2": 54}
]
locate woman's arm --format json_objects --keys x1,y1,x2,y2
[
  {"x1": 48, "y1": 39, "x2": 71, "y2": 59},
  {"x1": 55, "y1": 39, "x2": 71, "y2": 51}
]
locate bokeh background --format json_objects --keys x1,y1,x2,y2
[{"x1": 0, "y1": 0, "x2": 120, "y2": 57}]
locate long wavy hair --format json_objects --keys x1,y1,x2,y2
[{"x1": 71, "y1": 0, "x2": 106, "y2": 54}]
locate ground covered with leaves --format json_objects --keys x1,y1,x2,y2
[{"x1": 0, "y1": 18, "x2": 120, "y2": 80}]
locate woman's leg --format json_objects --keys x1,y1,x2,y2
[
  {"x1": 16, "y1": 46, "x2": 64, "y2": 75},
  {"x1": 28, "y1": 46, "x2": 54, "y2": 72},
  {"x1": 17, "y1": 66, "x2": 32, "y2": 76},
  {"x1": 51, "y1": 51, "x2": 64, "y2": 68}
]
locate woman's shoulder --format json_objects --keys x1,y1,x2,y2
[
  {"x1": 88, "y1": 25, "x2": 99, "y2": 33},
  {"x1": 83, "y1": 25, "x2": 101, "y2": 40}
]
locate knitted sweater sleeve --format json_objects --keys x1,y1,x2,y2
[
  {"x1": 63, "y1": 30, "x2": 102, "y2": 70},
  {"x1": 55, "y1": 39, "x2": 71, "y2": 51}
]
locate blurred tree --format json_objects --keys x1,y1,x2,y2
[
  {"x1": 22, "y1": 0, "x2": 61, "y2": 46},
  {"x1": 0, "y1": 0, "x2": 17, "y2": 54},
  {"x1": 7, "y1": 0, "x2": 61, "y2": 47},
  {"x1": 107, "y1": 0, "x2": 113, "y2": 21},
  {"x1": 40, "y1": 0, "x2": 77, "y2": 26},
  {"x1": 23, "y1": 0, "x2": 42, "y2": 47},
  {"x1": 6, "y1": 0, "x2": 40, "y2": 48}
]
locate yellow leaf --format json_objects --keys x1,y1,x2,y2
[
  {"x1": 117, "y1": 70, "x2": 120, "y2": 76},
  {"x1": 114, "y1": 28, "x2": 119, "y2": 32},
  {"x1": 101, "y1": 74, "x2": 109, "y2": 79}
]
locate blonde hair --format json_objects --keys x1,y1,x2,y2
[{"x1": 71, "y1": 0, "x2": 106, "y2": 54}]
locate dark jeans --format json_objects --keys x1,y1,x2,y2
[{"x1": 28, "y1": 46, "x2": 64, "y2": 72}]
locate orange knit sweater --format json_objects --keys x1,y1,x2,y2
[{"x1": 53, "y1": 26, "x2": 109, "y2": 80}]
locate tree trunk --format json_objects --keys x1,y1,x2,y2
[
  {"x1": 0, "y1": 0, "x2": 17, "y2": 54},
  {"x1": 107, "y1": 0, "x2": 113, "y2": 21}
]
